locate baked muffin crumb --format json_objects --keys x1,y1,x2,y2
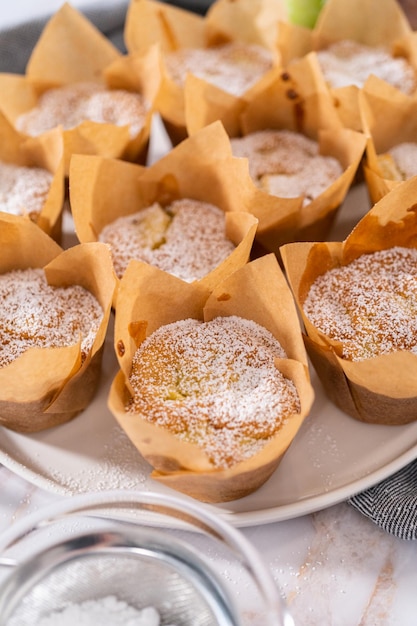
[
  {"x1": 127, "y1": 316, "x2": 300, "y2": 468},
  {"x1": 0, "y1": 268, "x2": 103, "y2": 367},
  {"x1": 0, "y1": 161, "x2": 53, "y2": 220},
  {"x1": 16, "y1": 82, "x2": 149, "y2": 138},
  {"x1": 303, "y1": 247, "x2": 417, "y2": 361},
  {"x1": 316, "y1": 40, "x2": 416, "y2": 94},
  {"x1": 99, "y1": 198, "x2": 236, "y2": 281},
  {"x1": 378, "y1": 142, "x2": 417, "y2": 180},
  {"x1": 231, "y1": 129, "x2": 343, "y2": 205},
  {"x1": 164, "y1": 42, "x2": 273, "y2": 96}
]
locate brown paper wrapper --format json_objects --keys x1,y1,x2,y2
[
  {"x1": 125, "y1": 0, "x2": 286, "y2": 55},
  {"x1": 0, "y1": 215, "x2": 117, "y2": 432},
  {"x1": 0, "y1": 4, "x2": 156, "y2": 175},
  {"x1": 277, "y1": 0, "x2": 417, "y2": 131},
  {"x1": 360, "y1": 76, "x2": 417, "y2": 204},
  {"x1": 69, "y1": 121, "x2": 258, "y2": 299},
  {"x1": 281, "y1": 175, "x2": 417, "y2": 425},
  {"x1": 124, "y1": 0, "x2": 283, "y2": 143},
  {"x1": 108, "y1": 253, "x2": 314, "y2": 502},
  {"x1": 0, "y1": 110, "x2": 65, "y2": 241},
  {"x1": 193, "y1": 57, "x2": 365, "y2": 253}
]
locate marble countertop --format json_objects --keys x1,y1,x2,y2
[{"x1": 0, "y1": 464, "x2": 415, "y2": 625}]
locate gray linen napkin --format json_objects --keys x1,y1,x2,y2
[
  {"x1": 0, "y1": 1, "x2": 213, "y2": 74},
  {"x1": 349, "y1": 460, "x2": 417, "y2": 540},
  {"x1": 0, "y1": 3, "x2": 128, "y2": 73}
]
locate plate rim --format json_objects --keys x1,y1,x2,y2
[{"x1": 1, "y1": 427, "x2": 416, "y2": 528}]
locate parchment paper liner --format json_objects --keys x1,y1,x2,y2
[
  {"x1": 359, "y1": 76, "x2": 417, "y2": 205},
  {"x1": 280, "y1": 175, "x2": 417, "y2": 425},
  {"x1": 0, "y1": 214, "x2": 116, "y2": 433},
  {"x1": 108, "y1": 253, "x2": 314, "y2": 503},
  {"x1": 124, "y1": 0, "x2": 284, "y2": 144},
  {"x1": 190, "y1": 56, "x2": 365, "y2": 254},
  {"x1": 0, "y1": 3, "x2": 157, "y2": 175},
  {"x1": 0, "y1": 110, "x2": 65, "y2": 242},
  {"x1": 277, "y1": 0, "x2": 417, "y2": 131},
  {"x1": 69, "y1": 121, "x2": 258, "y2": 301}
]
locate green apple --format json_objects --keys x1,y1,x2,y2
[{"x1": 286, "y1": 0, "x2": 327, "y2": 28}]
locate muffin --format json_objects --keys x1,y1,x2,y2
[
  {"x1": 277, "y1": 0, "x2": 417, "y2": 131},
  {"x1": 316, "y1": 39, "x2": 416, "y2": 95},
  {"x1": 360, "y1": 76, "x2": 417, "y2": 204},
  {"x1": 230, "y1": 129, "x2": 343, "y2": 206},
  {"x1": 0, "y1": 214, "x2": 116, "y2": 432},
  {"x1": 70, "y1": 122, "x2": 258, "y2": 297},
  {"x1": 302, "y1": 246, "x2": 417, "y2": 360},
  {"x1": 281, "y1": 174, "x2": 417, "y2": 425},
  {"x1": 163, "y1": 41, "x2": 274, "y2": 97},
  {"x1": 204, "y1": 56, "x2": 366, "y2": 254},
  {"x1": 108, "y1": 253, "x2": 314, "y2": 502},
  {"x1": 126, "y1": 315, "x2": 301, "y2": 470},
  {"x1": 0, "y1": 161, "x2": 53, "y2": 220},
  {"x1": 124, "y1": 0, "x2": 283, "y2": 143},
  {"x1": 0, "y1": 268, "x2": 103, "y2": 368},
  {"x1": 15, "y1": 81, "x2": 150, "y2": 141},
  {"x1": 375, "y1": 142, "x2": 417, "y2": 181},
  {"x1": 0, "y1": 110, "x2": 64, "y2": 240},
  {"x1": 98, "y1": 198, "x2": 237, "y2": 282},
  {"x1": 0, "y1": 4, "x2": 157, "y2": 175}
]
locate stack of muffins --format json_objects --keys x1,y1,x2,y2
[{"x1": 1, "y1": 0, "x2": 417, "y2": 503}]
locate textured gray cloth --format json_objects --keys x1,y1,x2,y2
[
  {"x1": 0, "y1": 4, "x2": 129, "y2": 74},
  {"x1": 349, "y1": 460, "x2": 417, "y2": 540},
  {"x1": 0, "y1": 1, "x2": 213, "y2": 74}
]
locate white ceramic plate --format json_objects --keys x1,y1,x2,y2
[
  {"x1": 1, "y1": 329, "x2": 417, "y2": 527},
  {"x1": 1, "y1": 180, "x2": 417, "y2": 527}
]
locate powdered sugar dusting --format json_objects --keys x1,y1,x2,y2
[
  {"x1": 42, "y1": 424, "x2": 151, "y2": 495},
  {"x1": 128, "y1": 316, "x2": 300, "y2": 469},
  {"x1": 317, "y1": 39, "x2": 416, "y2": 94},
  {"x1": 34, "y1": 597, "x2": 165, "y2": 626},
  {"x1": 0, "y1": 160, "x2": 53, "y2": 219},
  {"x1": 0, "y1": 267, "x2": 103, "y2": 367},
  {"x1": 165, "y1": 42, "x2": 273, "y2": 96},
  {"x1": 15, "y1": 82, "x2": 149, "y2": 138},
  {"x1": 303, "y1": 247, "x2": 417, "y2": 361},
  {"x1": 386, "y1": 142, "x2": 417, "y2": 179},
  {"x1": 230, "y1": 129, "x2": 343, "y2": 205},
  {"x1": 99, "y1": 199, "x2": 236, "y2": 281}
]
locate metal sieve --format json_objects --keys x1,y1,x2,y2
[{"x1": 0, "y1": 490, "x2": 294, "y2": 626}]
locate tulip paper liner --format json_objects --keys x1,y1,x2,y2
[
  {"x1": 107, "y1": 254, "x2": 314, "y2": 503},
  {"x1": 0, "y1": 3, "x2": 156, "y2": 176},
  {"x1": 0, "y1": 110, "x2": 65, "y2": 241},
  {"x1": 277, "y1": 0, "x2": 417, "y2": 131},
  {"x1": 281, "y1": 175, "x2": 417, "y2": 426},
  {"x1": 124, "y1": 0, "x2": 284, "y2": 144},
  {"x1": 70, "y1": 121, "x2": 258, "y2": 298},
  {"x1": 0, "y1": 215, "x2": 116, "y2": 433},
  {"x1": 360, "y1": 76, "x2": 417, "y2": 205}
]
